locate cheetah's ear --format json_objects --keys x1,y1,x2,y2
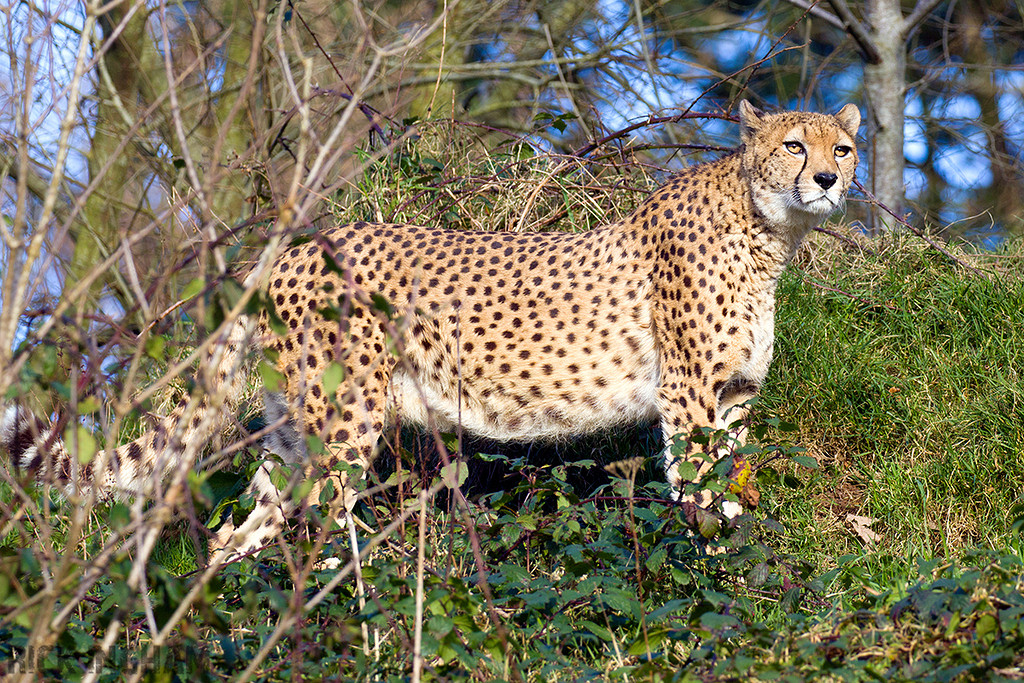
[
  {"x1": 738, "y1": 100, "x2": 766, "y2": 143},
  {"x1": 834, "y1": 103, "x2": 861, "y2": 138}
]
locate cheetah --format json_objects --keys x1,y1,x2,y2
[{"x1": 1, "y1": 100, "x2": 860, "y2": 562}]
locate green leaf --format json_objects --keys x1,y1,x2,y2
[
  {"x1": 944, "y1": 610, "x2": 962, "y2": 639},
  {"x1": 780, "y1": 587, "x2": 802, "y2": 613},
  {"x1": 320, "y1": 251, "x2": 345, "y2": 276},
  {"x1": 145, "y1": 335, "x2": 167, "y2": 361},
  {"x1": 697, "y1": 509, "x2": 721, "y2": 538},
  {"x1": 440, "y1": 461, "x2": 468, "y2": 489},
  {"x1": 107, "y1": 503, "x2": 131, "y2": 531},
  {"x1": 700, "y1": 590, "x2": 732, "y2": 607},
  {"x1": 206, "y1": 496, "x2": 236, "y2": 529},
  {"x1": 428, "y1": 615, "x2": 454, "y2": 637},
  {"x1": 305, "y1": 434, "x2": 327, "y2": 456},
  {"x1": 77, "y1": 395, "x2": 101, "y2": 415},
  {"x1": 371, "y1": 294, "x2": 395, "y2": 319},
  {"x1": 699, "y1": 613, "x2": 740, "y2": 630},
  {"x1": 976, "y1": 613, "x2": 999, "y2": 645},
  {"x1": 292, "y1": 479, "x2": 314, "y2": 505},
  {"x1": 268, "y1": 466, "x2": 289, "y2": 492},
  {"x1": 257, "y1": 360, "x2": 286, "y2": 393},
  {"x1": 581, "y1": 620, "x2": 613, "y2": 642},
  {"x1": 645, "y1": 546, "x2": 667, "y2": 572},
  {"x1": 265, "y1": 304, "x2": 288, "y2": 336},
  {"x1": 220, "y1": 278, "x2": 246, "y2": 311},
  {"x1": 601, "y1": 588, "x2": 638, "y2": 614},
  {"x1": 516, "y1": 512, "x2": 537, "y2": 531},
  {"x1": 782, "y1": 473, "x2": 804, "y2": 489},
  {"x1": 319, "y1": 478, "x2": 336, "y2": 505},
  {"x1": 420, "y1": 157, "x2": 444, "y2": 171},
  {"x1": 1010, "y1": 503, "x2": 1024, "y2": 535},
  {"x1": 746, "y1": 562, "x2": 770, "y2": 587},
  {"x1": 65, "y1": 625, "x2": 94, "y2": 653},
  {"x1": 508, "y1": 142, "x2": 535, "y2": 160},
  {"x1": 626, "y1": 628, "x2": 666, "y2": 655},
  {"x1": 732, "y1": 654, "x2": 757, "y2": 672},
  {"x1": 440, "y1": 432, "x2": 459, "y2": 453},
  {"x1": 499, "y1": 563, "x2": 531, "y2": 586},
  {"x1": 677, "y1": 460, "x2": 698, "y2": 482},
  {"x1": 791, "y1": 455, "x2": 819, "y2": 470},
  {"x1": 182, "y1": 278, "x2": 204, "y2": 301},
  {"x1": 66, "y1": 425, "x2": 97, "y2": 465},
  {"x1": 322, "y1": 362, "x2": 345, "y2": 396}
]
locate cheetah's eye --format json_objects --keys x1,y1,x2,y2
[
  {"x1": 784, "y1": 141, "x2": 805, "y2": 155},
  {"x1": 834, "y1": 145, "x2": 852, "y2": 158}
]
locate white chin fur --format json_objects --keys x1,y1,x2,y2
[
  {"x1": 795, "y1": 195, "x2": 838, "y2": 217},
  {"x1": 755, "y1": 188, "x2": 836, "y2": 227}
]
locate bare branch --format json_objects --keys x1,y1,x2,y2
[
  {"x1": 902, "y1": 0, "x2": 947, "y2": 36},
  {"x1": 777, "y1": 0, "x2": 847, "y2": 30},
  {"x1": 854, "y1": 179, "x2": 987, "y2": 276},
  {"x1": 826, "y1": 0, "x2": 882, "y2": 64},
  {"x1": 0, "y1": 149, "x2": 67, "y2": 216}
]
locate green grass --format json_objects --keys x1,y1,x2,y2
[{"x1": 757, "y1": 233, "x2": 1024, "y2": 571}]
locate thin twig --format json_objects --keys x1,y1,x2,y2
[
  {"x1": 805, "y1": 279, "x2": 898, "y2": 311},
  {"x1": 854, "y1": 179, "x2": 987, "y2": 276},
  {"x1": 813, "y1": 225, "x2": 877, "y2": 255},
  {"x1": 572, "y1": 112, "x2": 733, "y2": 159},
  {"x1": 777, "y1": 0, "x2": 846, "y2": 29},
  {"x1": 411, "y1": 489, "x2": 428, "y2": 683},
  {"x1": 903, "y1": 0, "x2": 948, "y2": 35}
]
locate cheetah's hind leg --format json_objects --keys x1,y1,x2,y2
[{"x1": 207, "y1": 423, "x2": 376, "y2": 565}]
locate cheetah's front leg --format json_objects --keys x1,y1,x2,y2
[
  {"x1": 659, "y1": 384, "x2": 757, "y2": 525},
  {"x1": 208, "y1": 458, "x2": 296, "y2": 562}
]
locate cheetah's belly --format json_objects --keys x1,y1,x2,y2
[
  {"x1": 387, "y1": 292, "x2": 661, "y2": 441},
  {"x1": 389, "y1": 357, "x2": 661, "y2": 441}
]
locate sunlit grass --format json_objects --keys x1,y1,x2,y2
[{"x1": 759, "y1": 230, "x2": 1024, "y2": 572}]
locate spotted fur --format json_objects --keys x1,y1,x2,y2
[{"x1": 1, "y1": 101, "x2": 860, "y2": 561}]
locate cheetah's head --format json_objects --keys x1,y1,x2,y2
[{"x1": 739, "y1": 100, "x2": 860, "y2": 229}]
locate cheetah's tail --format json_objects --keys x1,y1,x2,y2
[{"x1": 0, "y1": 317, "x2": 256, "y2": 500}]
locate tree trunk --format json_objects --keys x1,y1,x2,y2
[
  {"x1": 75, "y1": 5, "x2": 152, "y2": 298},
  {"x1": 863, "y1": 0, "x2": 907, "y2": 234}
]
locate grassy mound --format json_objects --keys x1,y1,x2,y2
[{"x1": 762, "y1": 231, "x2": 1024, "y2": 566}]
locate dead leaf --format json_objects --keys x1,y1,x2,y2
[{"x1": 845, "y1": 513, "x2": 881, "y2": 545}]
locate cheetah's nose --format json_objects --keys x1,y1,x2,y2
[{"x1": 813, "y1": 172, "x2": 838, "y2": 190}]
